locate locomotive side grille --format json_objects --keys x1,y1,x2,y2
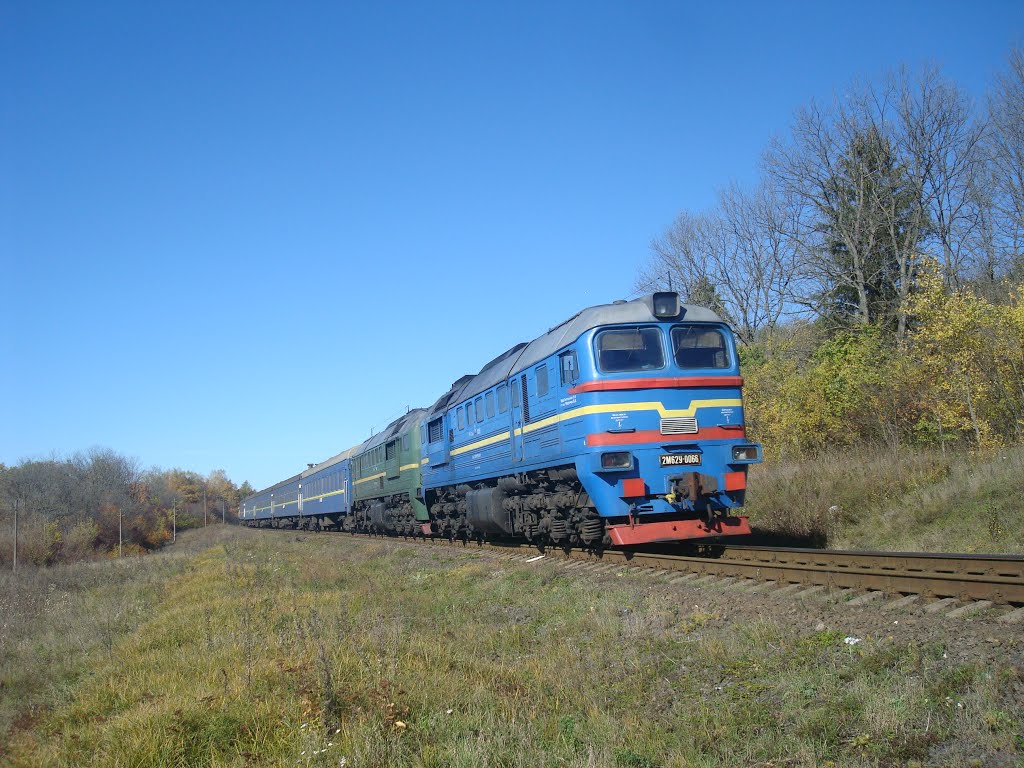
[
  {"x1": 521, "y1": 374, "x2": 530, "y2": 423},
  {"x1": 660, "y1": 416, "x2": 698, "y2": 435}
]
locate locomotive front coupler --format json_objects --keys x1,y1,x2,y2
[{"x1": 666, "y1": 471, "x2": 719, "y2": 502}]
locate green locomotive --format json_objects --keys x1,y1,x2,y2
[{"x1": 348, "y1": 408, "x2": 428, "y2": 535}]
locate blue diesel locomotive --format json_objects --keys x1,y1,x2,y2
[{"x1": 242, "y1": 293, "x2": 761, "y2": 547}]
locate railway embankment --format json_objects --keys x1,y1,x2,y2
[
  {"x1": 746, "y1": 447, "x2": 1024, "y2": 554},
  {"x1": 2, "y1": 525, "x2": 1022, "y2": 767}
]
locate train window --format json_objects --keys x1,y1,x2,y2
[
  {"x1": 595, "y1": 327, "x2": 665, "y2": 372},
  {"x1": 403, "y1": 434, "x2": 410, "y2": 451},
  {"x1": 559, "y1": 351, "x2": 579, "y2": 385},
  {"x1": 536, "y1": 365, "x2": 549, "y2": 396},
  {"x1": 485, "y1": 391, "x2": 495, "y2": 418},
  {"x1": 428, "y1": 418, "x2": 443, "y2": 443},
  {"x1": 671, "y1": 326, "x2": 730, "y2": 369},
  {"x1": 457, "y1": 406, "x2": 465, "y2": 429},
  {"x1": 474, "y1": 397, "x2": 484, "y2": 422},
  {"x1": 497, "y1": 384, "x2": 508, "y2": 413},
  {"x1": 511, "y1": 379, "x2": 520, "y2": 406}
]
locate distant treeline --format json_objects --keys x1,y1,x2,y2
[
  {"x1": 639, "y1": 48, "x2": 1024, "y2": 457},
  {"x1": 0, "y1": 448, "x2": 252, "y2": 567}
]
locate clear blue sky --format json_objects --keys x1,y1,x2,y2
[{"x1": 2, "y1": 1, "x2": 1022, "y2": 490}]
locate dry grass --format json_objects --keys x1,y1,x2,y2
[
  {"x1": 2, "y1": 526, "x2": 1021, "y2": 767},
  {"x1": 745, "y1": 447, "x2": 1024, "y2": 553}
]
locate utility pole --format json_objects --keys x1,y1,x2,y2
[
  {"x1": 12, "y1": 499, "x2": 18, "y2": 573},
  {"x1": 118, "y1": 506, "x2": 123, "y2": 558},
  {"x1": 172, "y1": 501, "x2": 177, "y2": 543}
]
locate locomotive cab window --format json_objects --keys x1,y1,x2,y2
[
  {"x1": 497, "y1": 384, "x2": 508, "y2": 413},
  {"x1": 672, "y1": 326, "x2": 730, "y2": 369},
  {"x1": 536, "y1": 365, "x2": 549, "y2": 396},
  {"x1": 595, "y1": 327, "x2": 665, "y2": 372},
  {"x1": 457, "y1": 406, "x2": 465, "y2": 429},
  {"x1": 559, "y1": 351, "x2": 579, "y2": 385}
]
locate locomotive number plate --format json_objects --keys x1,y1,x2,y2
[{"x1": 659, "y1": 453, "x2": 701, "y2": 467}]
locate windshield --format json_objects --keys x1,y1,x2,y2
[
  {"x1": 671, "y1": 326, "x2": 730, "y2": 369},
  {"x1": 595, "y1": 327, "x2": 665, "y2": 372}
]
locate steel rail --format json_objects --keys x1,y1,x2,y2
[
  {"x1": 554, "y1": 545, "x2": 1024, "y2": 605},
  {"x1": 250, "y1": 526, "x2": 1024, "y2": 606}
]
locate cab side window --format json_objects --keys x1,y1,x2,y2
[{"x1": 559, "y1": 351, "x2": 579, "y2": 385}]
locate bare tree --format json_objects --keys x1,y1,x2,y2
[
  {"x1": 761, "y1": 69, "x2": 989, "y2": 339},
  {"x1": 641, "y1": 209, "x2": 725, "y2": 311},
  {"x1": 986, "y1": 46, "x2": 1024, "y2": 265},
  {"x1": 638, "y1": 184, "x2": 800, "y2": 344},
  {"x1": 893, "y1": 66, "x2": 985, "y2": 292},
  {"x1": 763, "y1": 92, "x2": 905, "y2": 328},
  {"x1": 716, "y1": 182, "x2": 803, "y2": 342}
]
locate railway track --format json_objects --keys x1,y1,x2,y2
[
  {"x1": 251, "y1": 525, "x2": 1024, "y2": 609},
  {"x1": 560, "y1": 545, "x2": 1024, "y2": 606}
]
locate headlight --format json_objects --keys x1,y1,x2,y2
[
  {"x1": 600, "y1": 451, "x2": 632, "y2": 469},
  {"x1": 652, "y1": 291, "x2": 680, "y2": 318},
  {"x1": 732, "y1": 445, "x2": 760, "y2": 461}
]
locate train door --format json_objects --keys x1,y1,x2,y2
[
  {"x1": 386, "y1": 438, "x2": 400, "y2": 479},
  {"x1": 342, "y1": 462, "x2": 353, "y2": 515},
  {"x1": 510, "y1": 376, "x2": 525, "y2": 461},
  {"x1": 523, "y1": 362, "x2": 559, "y2": 459},
  {"x1": 424, "y1": 415, "x2": 449, "y2": 467}
]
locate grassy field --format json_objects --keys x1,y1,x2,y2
[
  {"x1": 746, "y1": 447, "x2": 1024, "y2": 554},
  {"x1": 2, "y1": 526, "x2": 1022, "y2": 767}
]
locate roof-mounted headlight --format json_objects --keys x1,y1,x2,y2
[{"x1": 653, "y1": 292, "x2": 680, "y2": 318}]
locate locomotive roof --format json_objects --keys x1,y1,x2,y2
[
  {"x1": 359, "y1": 407, "x2": 428, "y2": 453},
  {"x1": 299, "y1": 407, "x2": 429, "y2": 478},
  {"x1": 428, "y1": 295, "x2": 725, "y2": 414}
]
